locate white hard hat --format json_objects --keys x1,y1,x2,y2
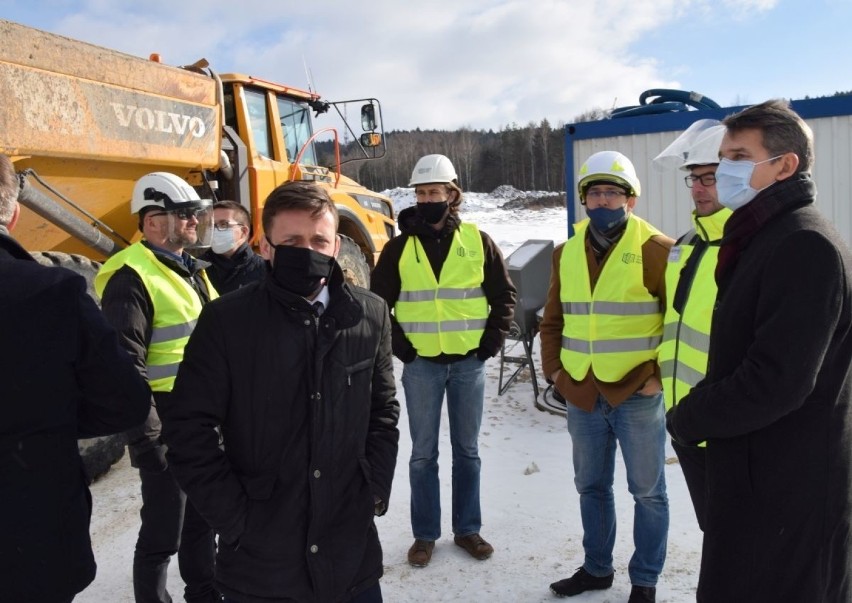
[
  {"x1": 131, "y1": 172, "x2": 210, "y2": 215},
  {"x1": 652, "y1": 119, "x2": 725, "y2": 172},
  {"x1": 409, "y1": 154, "x2": 458, "y2": 187},
  {"x1": 680, "y1": 124, "x2": 725, "y2": 170},
  {"x1": 577, "y1": 151, "x2": 641, "y2": 199}
]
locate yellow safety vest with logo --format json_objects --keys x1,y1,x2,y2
[
  {"x1": 658, "y1": 208, "x2": 731, "y2": 412},
  {"x1": 560, "y1": 214, "x2": 664, "y2": 382},
  {"x1": 95, "y1": 241, "x2": 218, "y2": 392},
  {"x1": 395, "y1": 223, "x2": 488, "y2": 357}
]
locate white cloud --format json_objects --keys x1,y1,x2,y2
[{"x1": 16, "y1": 0, "x2": 781, "y2": 130}]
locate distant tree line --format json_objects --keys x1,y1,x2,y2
[
  {"x1": 317, "y1": 119, "x2": 567, "y2": 194},
  {"x1": 317, "y1": 90, "x2": 852, "y2": 194}
]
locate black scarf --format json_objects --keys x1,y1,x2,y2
[{"x1": 715, "y1": 173, "x2": 815, "y2": 282}]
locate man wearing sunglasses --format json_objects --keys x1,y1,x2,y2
[
  {"x1": 95, "y1": 172, "x2": 221, "y2": 603},
  {"x1": 202, "y1": 200, "x2": 267, "y2": 295},
  {"x1": 653, "y1": 121, "x2": 731, "y2": 534}
]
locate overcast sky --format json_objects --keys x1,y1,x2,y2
[{"x1": 4, "y1": 0, "x2": 849, "y2": 131}]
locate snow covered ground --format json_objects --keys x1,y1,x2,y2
[{"x1": 77, "y1": 189, "x2": 703, "y2": 602}]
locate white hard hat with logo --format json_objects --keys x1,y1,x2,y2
[
  {"x1": 409, "y1": 154, "x2": 458, "y2": 186},
  {"x1": 577, "y1": 150, "x2": 641, "y2": 200}
]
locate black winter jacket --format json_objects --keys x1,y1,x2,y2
[
  {"x1": 370, "y1": 207, "x2": 517, "y2": 363},
  {"x1": 668, "y1": 175, "x2": 852, "y2": 602},
  {"x1": 0, "y1": 231, "x2": 150, "y2": 602},
  {"x1": 162, "y1": 263, "x2": 400, "y2": 603},
  {"x1": 201, "y1": 243, "x2": 268, "y2": 295}
]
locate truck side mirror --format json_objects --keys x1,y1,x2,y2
[
  {"x1": 360, "y1": 132, "x2": 382, "y2": 148},
  {"x1": 361, "y1": 103, "x2": 377, "y2": 132}
]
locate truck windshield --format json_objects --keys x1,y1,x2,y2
[{"x1": 277, "y1": 97, "x2": 316, "y2": 166}]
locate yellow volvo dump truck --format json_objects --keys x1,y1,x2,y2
[
  {"x1": 0, "y1": 18, "x2": 394, "y2": 480},
  {"x1": 0, "y1": 18, "x2": 394, "y2": 287}
]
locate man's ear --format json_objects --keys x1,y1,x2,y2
[
  {"x1": 333, "y1": 234, "x2": 341, "y2": 259},
  {"x1": 7, "y1": 202, "x2": 20, "y2": 231},
  {"x1": 626, "y1": 197, "x2": 637, "y2": 212},
  {"x1": 237, "y1": 224, "x2": 250, "y2": 247},
  {"x1": 259, "y1": 234, "x2": 273, "y2": 261},
  {"x1": 776, "y1": 152, "x2": 800, "y2": 181}
]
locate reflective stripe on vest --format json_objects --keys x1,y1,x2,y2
[
  {"x1": 559, "y1": 215, "x2": 664, "y2": 382},
  {"x1": 395, "y1": 223, "x2": 488, "y2": 356},
  {"x1": 95, "y1": 242, "x2": 217, "y2": 392},
  {"x1": 658, "y1": 208, "x2": 730, "y2": 411}
]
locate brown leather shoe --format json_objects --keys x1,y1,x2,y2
[
  {"x1": 453, "y1": 533, "x2": 494, "y2": 560},
  {"x1": 407, "y1": 539, "x2": 435, "y2": 567}
]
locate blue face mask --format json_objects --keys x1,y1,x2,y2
[
  {"x1": 586, "y1": 205, "x2": 628, "y2": 232},
  {"x1": 716, "y1": 156, "x2": 782, "y2": 210}
]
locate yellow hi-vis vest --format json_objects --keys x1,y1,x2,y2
[
  {"x1": 560, "y1": 215, "x2": 664, "y2": 382},
  {"x1": 95, "y1": 242, "x2": 218, "y2": 392},
  {"x1": 395, "y1": 223, "x2": 488, "y2": 357},
  {"x1": 658, "y1": 208, "x2": 731, "y2": 411}
]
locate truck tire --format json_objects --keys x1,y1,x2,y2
[
  {"x1": 337, "y1": 235, "x2": 371, "y2": 288},
  {"x1": 31, "y1": 251, "x2": 128, "y2": 484}
]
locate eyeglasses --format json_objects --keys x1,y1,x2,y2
[
  {"x1": 148, "y1": 207, "x2": 206, "y2": 220},
  {"x1": 214, "y1": 221, "x2": 244, "y2": 231},
  {"x1": 584, "y1": 190, "x2": 627, "y2": 201},
  {"x1": 684, "y1": 173, "x2": 717, "y2": 188}
]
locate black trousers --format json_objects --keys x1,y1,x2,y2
[
  {"x1": 133, "y1": 467, "x2": 218, "y2": 603},
  {"x1": 223, "y1": 582, "x2": 382, "y2": 603},
  {"x1": 672, "y1": 439, "x2": 707, "y2": 531}
]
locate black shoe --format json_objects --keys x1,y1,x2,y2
[
  {"x1": 550, "y1": 567, "x2": 614, "y2": 597},
  {"x1": 628, "y1": 585, "x2": 656, "y2": 603}
]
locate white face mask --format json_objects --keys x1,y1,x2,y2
[
  {"x1": 716, "y1": 156, "x2": 782, "y2": 210},
  {"x1": 210, "y1": 228, "x2": 236, "y2": 254}
]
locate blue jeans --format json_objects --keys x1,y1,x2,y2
[
  {"x1": 402, "y1": 354, "x2": 486, "y2": 541},
  {"x1": 565, "y1": 392, "x2": 669, "y2": 587}
]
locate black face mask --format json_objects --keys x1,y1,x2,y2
[
  {"x1": 416, "y1": 201, "x2": 449, "y2": 225},
  {"x1": 269, "y1": 243, "x2": 334, "y2": 298}
]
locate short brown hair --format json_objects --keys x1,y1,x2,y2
[
  {"x1": 261, "y1": 182, "x2": 339, "y2": 235},
  {"x1": 213, "y1": 200, "x2": 250, "y2": 226},
  {"x1": 723, "y1": 99, "x2": 814, "y2": 174},
  {"x1": 0, "y1": 154, "x2": 19, "y2": 226}
]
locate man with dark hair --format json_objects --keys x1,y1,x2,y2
[
  {"x1": 202, "y1": 200, "x2": 266, "y2": 294},
  {"x1": 0, "y1": 153, "x2": 150, "y2": 602},
  {"x1": 163, "y1": 181, "x2": 399, "y2": 603},
  {"x1": 667, "y1": 99, "x2": 852, "y2": 602}
]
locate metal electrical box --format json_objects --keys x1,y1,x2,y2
[{"x1": 506, "y1": 239, "x2": 554, "y2": 335}]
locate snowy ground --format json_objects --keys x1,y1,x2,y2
[{"x1": 77, "y1": 188, "x2": 703, "y2": 602}]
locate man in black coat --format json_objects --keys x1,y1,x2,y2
[
  {"x1": 667, "y1": 100, "x2": 852, "y2": 602},
  {"x1": 163, "y1": 181, "x2": 400, "y2": 603},
  {"x1": 0, "y1": 154, "x2": 150, "y2": 602},
  {"x1": 202, "y1": 200, "x2": 267, "y2": 295}
]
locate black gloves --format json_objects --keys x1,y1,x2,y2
[
  {"x1": 400, "y1": 347, "x2": 418, "y2": 364},
  {"x1": 131, "y1": 443, "x2": 168, "y2": 472},
  {"x1": 476, "y1": 347, "x2": 494, "y2": 361}
]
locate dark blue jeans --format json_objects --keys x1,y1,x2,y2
[{"x1": 565, "y1": 392, "x2": 669, "y2": 587}]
